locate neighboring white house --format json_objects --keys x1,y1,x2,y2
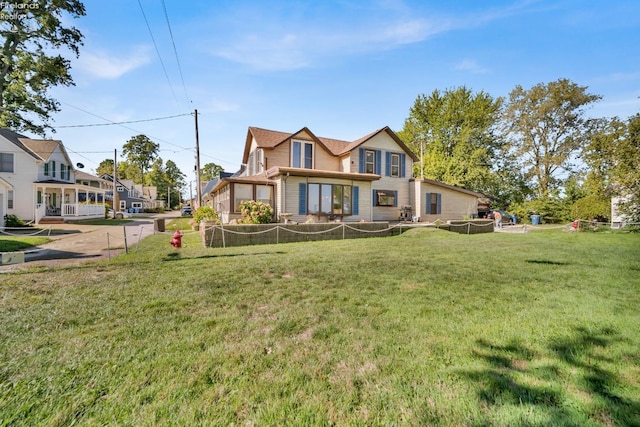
[
  {"x1": 0, "y1": 127, "x2": 106, "y2": 224},
  {"x1": 204, "y1": 126, "x2": 483, "y2": 224},
  {"x1": 611, "y1": 195, "x2": 632, "y2": 228}
]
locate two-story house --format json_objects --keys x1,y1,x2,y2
[
  {"x1": 0, "y1": 127, "x2": 106, "y2": 225},
  {"x1": 205, "y1": 126, "x2": 482, "y2": 224}
]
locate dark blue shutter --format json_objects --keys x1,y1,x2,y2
[
  {"x1": 358, "y1": 148, "x2": 364, "y2": 173},
  {"x1": 372, "y1": 189, "x2": 377, "y2": 206},
  {"x1": 376, "y1": 150, "x2": 382, "y2": 175},
  {"x1": 426, "y1": 192, "x2": 431, "y2": 215},
  {"x1": 385, "y1": 152, "x2": 390, "y2": 177},
  {"x1": 353, "y1": 186, "x2": 359, "y2": 215},
  {"x1": 401, "y1": 154, "x2": 406, "y2": 178},
  {"x1": 298, "y1": 183, "x2": 307, "y2": 215},
  {"x1": 436, "y1": 193, "x2": 442, "y2": 214},
  {"x1": 393, "y1": 191, "x2": 398, "y2": 207}
]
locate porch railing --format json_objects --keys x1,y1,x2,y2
[{"x1": 61, "y1": 203, "x2": 105, "y2": 217}]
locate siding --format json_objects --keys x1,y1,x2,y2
[{"x1": 283, "y1": 176, "x2": 372, "y2": 223}]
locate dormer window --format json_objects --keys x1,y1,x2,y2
[{"x1": 292, "y1": 140, "x2": 313, "y2": 169}]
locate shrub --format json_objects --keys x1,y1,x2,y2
[
  {"x1": 3, "y1": 214, "x2": 30, "y2": 227},
  {"x1": 239, "y1": 201, "x2": 273, "y2": 224},
  {"x1": 193, "y1": 206, "x2": 220, "y2": 224}
]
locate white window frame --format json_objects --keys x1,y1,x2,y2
[
  {"x1": 390, "y1": 153, "x2": 400, "y2": 177},
  {"x1": 0, "y1": 153, "x2": 14, "y2": 173},
  {"x1": 291, "y1": 140, "x2": 314, "y2": 169}
]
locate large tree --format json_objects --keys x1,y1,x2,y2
[
  {"x1": 146, "y1": 158, "x2": 186, "y2": 209},
  {"x1": 96, "y1": 159, "x2": 115, "y2": 177},
  {"x1": 612, "y1": 114, "x2": 640, "y2": 222},
  {"x1": 201, "y1": 162, "x2": 223, "y2": 181},
  {"x1": 122, "y1": 134, "x2": 159, "y2": 182},
  {"x1": 0, "y1": 0, "x2": 85, "y2": 135},
  {"x1": 397, "y1": 86, "x2": 506, "y2": 197},
  {"x1": 502, "y1": 78, "x2": 601, "y2": 199}
]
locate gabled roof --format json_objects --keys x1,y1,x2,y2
[
  {"x1": 0, "y1": 127, "x2": 39, "y2": 160},
  {"x1": 76, "y1": 170, "x2": 111, "y2": 184},
  {"x1": 338, "y1": 126, "x2": 419, "y2": 161},
  {"x1": 243, "y1": 125, "x2": 419, "y2": 163}
]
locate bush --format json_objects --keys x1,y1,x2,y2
[
  {"x1": 239, "y1": 201, "x2": 273, "y2": 224},
  {"x1": 3, "y1": 214, "x2": 30, "y2": 227},
  {"x1": 193, "y1": 206, "x2": 220, "y2": 224}
]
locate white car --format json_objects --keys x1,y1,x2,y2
[{"x1": 107, "y1": 209, "x2": 133, "y2": 219}]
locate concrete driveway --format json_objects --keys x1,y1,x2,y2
[{"x1": 0, "y1": 212, "x2": 179, "y2": 272}]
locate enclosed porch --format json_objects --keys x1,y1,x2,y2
[{"x1": 34, "y1": 182, "x2": 107, "y2": 224}]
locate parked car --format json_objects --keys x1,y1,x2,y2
[
  {"x1": 107, "y1": 209, "x2": 133, "y2": 219},
  {"x1": 180, "y1": 206, "x2": 192, "y2": 216},
  {"x1": 487, "y1": 210, "x2": 516, "y2": 225}
]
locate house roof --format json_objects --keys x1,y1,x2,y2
[
  {"x1": 76, "y1": 170, "x2": 111, "y2": 184},
  {"x1": 411, "y1": 178, "x2": 485, "y2": 198},
  {"x1": 243, "y1": 125, "x2": 419, "y2": 163},
  {"x1": 265, "y1": 166, "x2": 381, "y2": 181},
  {"x1": 0, "y1": 128, "x2": 40, "y2": 160},
  {"x1": 208, "y1": 174, "x2": 276, "y2": 194}
]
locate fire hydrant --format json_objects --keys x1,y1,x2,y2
[{"x1": 170, "y1": 230, "x2": 183, "y2": 248}]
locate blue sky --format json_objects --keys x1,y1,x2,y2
[{"x1": 48, "y1": 0, "x2": 640, "y2": 190}]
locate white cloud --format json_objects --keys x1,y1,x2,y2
[
  {"x1": 454, "y1": 59, "x2": 490, "y2": 74},
  {"x1": 78, "y1": 46, "x2": 151, "y2": 79}
]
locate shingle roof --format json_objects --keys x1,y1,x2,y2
[
  {"x1": 245, "y1": 125, "x2": 418, "y2": 160},
  {"x1": 0, "y1": 128, "x2": 39, "y2": 160}
]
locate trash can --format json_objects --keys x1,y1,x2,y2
[
  {"x1": 530, "y1": 215, "x2": 541, "y2": 225},
  {"x1": 154, "y1": 218, "x2": 165, "y2": 232}
]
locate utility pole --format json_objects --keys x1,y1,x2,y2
[
  {"x1": 113, "y1": 149, "x2": 119, "y2": 212},
  {"x1": 194, "y1": 108, "x2": 202, "y2": 209},
  {"x1": 167, "y1": 186, "x2": 171, "y2": 210}
]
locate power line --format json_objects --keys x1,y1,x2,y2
[
  {"x1": 54, "y1": 113, "x2": 192, "y2": 128},
  {"x1": 60, "y1": 102, "x2": 194, "y2": 153},
  {"x1": 161, "y1": 0, "x2": 190, "y2": 105},
  {"x1": 137, "y1": 0, "x2": 178, "y2": 103}
]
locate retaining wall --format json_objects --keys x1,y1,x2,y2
[
  {"x1": 447, "y1": 219, "x2": 494, "y2": 234},
  {"x1": 200, "y1": 222, "x2": 408, "y2": 248}
]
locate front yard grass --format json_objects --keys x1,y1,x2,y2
[
  {"x1": 0, "y1": 236, "x2": 50, "y2": 252},
  {"x1": 1, "y1": 229, "x2": 639, "y2": 425}
]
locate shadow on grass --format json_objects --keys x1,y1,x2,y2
[
  {"x1": 462, "y1": 326, "x2": 640, "y2": 425},
  {"x1": 161, "y1": 251, "x2": 287, "y2": 262},
  {"x1": 525, "y1": 259, "x2": 570, "y2": 265}
]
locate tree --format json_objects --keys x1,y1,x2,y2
[
  {"x1": 0, "y1": 0, "x2": 85, "y2": 135},
  {"x1": 502, "y1": 78, "x2": 602, "y2": 199},
  {"x1": 201, "y1": 162, "x2": 223, "y2": 181},
  {"x1": 117, "y1": 160, "x2": 143, "y2": 183},
  {"x1": 122, "y1": 134, "x2": 159, "y2": 182},
  {"x1": 611, "y1": 114, "x2": 640, "y2": 223},
  {"x1": 146, "y1": 158, "x2": 186, "y2": 209},
  {"x1": 96, "y1": 159, "x2": 115, "y2": 177},
  {"x1": 397, "y1": 86, "x2": 505, "y2": 197}
]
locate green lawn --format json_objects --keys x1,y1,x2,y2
[
  {"x1": 1, "y1": 229, "x2": 639, "y2": 426},
  {"x1": 0, "y1": 236, "x2": 50, "y2": 252}
]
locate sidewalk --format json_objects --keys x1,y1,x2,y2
[{"x1": 0, "y1": 212, "x2": 179, "y2": 272}]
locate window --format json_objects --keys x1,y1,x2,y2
[
  {"x1": 256, "y1": 185, "x2": 272, "y2": 206},
  {"x1": 365, "y1": 150, "x2": 375, "y2": 174},
  {"x1": 390, "y1": 154, "x2": 400, "y2": 177},
  {"x1": 132, "y1": 202, "x2": 142, "y2": 208},
  {"x1": 374, "y1": 190, "x2": 397, "y2": 207},
  {"x1": 306, "y1": 183, "x2": 352, "y2": 216},
  {"x1": 0, "y1": 153, "x2": 14, "y2": 173},
  {"x1": 292, "y1": 141, "x2": 313, "y2": 169},
  {"x1": 61, "y1": 164, "x2": 66, "y2": 180},
  {"x1": 426, "y1": 192, "x2": 442, "y2": 214},
  {"x1": 257, "y1": 149, "x2": 263, "y2": 174},
  {"x1": 8, "y1": 190, "x2": 13, "y2": 209},
  {"x1": 44, "y1": 162, "x2": 49, "y2": 176},
  {"x1": 116, "y1": 186, "x2": 124, "y2": 192},
  {"x1": 234, "y1": 183, "x2": 253, "y2": 212}
]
